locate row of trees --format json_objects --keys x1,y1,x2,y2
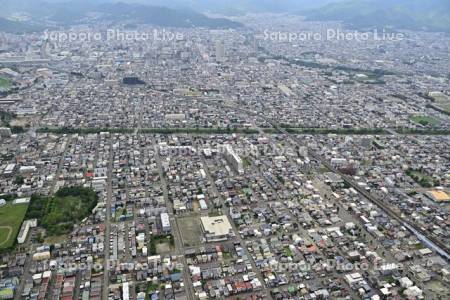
[
  {"x1": 36, "y1": 126, "x2": 450, "y2": 136},
  {"x1": 38, "y1": 127, "x2": 259, "y2": 135},
  {"x1": 263, "y1": 128, "x2": 388, "y2": 135}
]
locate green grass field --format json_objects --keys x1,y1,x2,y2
[
  {"x1": 0, "y1": 203, "x2": 29, "y2": 249},
  {"x1": 410, "y1": 115, "x2": 440, "y2": 126},
  {"x1": 0, "y1": 77, "x2": 11, "y2": 89}
]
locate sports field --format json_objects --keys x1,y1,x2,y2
[
  {"x1": 0, "y1": 77, "x2": 11, "y2": 89},
  {"x1": 0, "y1": 203, "x2": 29, "y2": 249},
  {"x1": 410, "y1": 115, "x2": 440, "y2": 126}
]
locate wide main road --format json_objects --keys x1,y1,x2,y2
[
  {"x1": 151, "y1": 136, "x2": 196, "y2": 300},
  {"x1": 102, "y1": 137, "x2": 114, "y2": 300},
  {"x1": 216, "y1": 100, "x2": 450, "y2": 262}
]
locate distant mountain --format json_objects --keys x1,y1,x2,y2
[
  {"x1": 0, "y1": 0, "x2": 242, "y2": 32},
  {"x1": 0, "y1": 17, "x2": 44, "y2": 33},
  {"x1": 302, "y1": 0, "x2": 450, "y2": 33},
  {"x1": 136, "y1": 0, "x2": 341, "y2": 13},
  {"x1": 92, "y1": 2, "x2": 242, "y2": 28},
  {"x1": 35, "y1": 0, "x2": 343, "y2": 15},
  {"x1": 0, "y1": 0, "x2": 58, "y2": 18}
]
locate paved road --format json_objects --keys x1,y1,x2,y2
[
  {"x1": 192, "y1": 137, "x2": 271, "y2": 299},
  {"x1": 47, "y1": 135, "x2": 72, "y2": 195},
  {"x1": 102, "y1": 137, "x2": 114, "y2": 300},
  {"x1": 13, "y1": 135, "x2": 73, "y2": 300},
  {"x1": 13, "y1": 235, "x2": 34, "y2": 300},
  {"x1": 152, "y1": 136, "x2": 196, "y2": 300}
]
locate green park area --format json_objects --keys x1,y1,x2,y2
[
  {"x1": 410, "y1": 115, "x2": 440, "y2": 126},
  {"x1": 0, "y1": 203, "x2": 29, "y2": 250},
  {"x1": 26, "y1": 186, "x2": 98, "y2": 236},
  {"x1": 406, "y1": 169, "x2": 439, "y2": 188},
  {"x1": 0, "y1": 77, "x2": 11, "y2": 89}
]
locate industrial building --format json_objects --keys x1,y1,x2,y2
[
  {"x1": 2, "y1": 164, "x2": 15, "y2": 177},
  {"x1": 19, "y1": 166, "x2": 37, "y2": 174},
  {"x1": 12, "y1": 198, "x2": 30, "y2": 205},
  {"x1": 200, "y1": 215, "x2": 234, "y2": 242},
  {"x1": 426, "y1": 190, "x2": 450, "y2": 202},
  {"x1": 165, "y1": 113, "x2": 186, "y2": 121}
]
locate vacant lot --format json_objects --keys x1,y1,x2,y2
[
  {"x1": 0, "y1": 203, "x2": 29, "y2": 249},
  {"x1": 177, "y1": 216, "x2": 203, "y2": 247},
  {"x1": 429, "y1": 93, "x2": 450, "y2": 114}
]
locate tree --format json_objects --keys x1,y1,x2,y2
[{"x1": 14, "y1": 176, "x2": 25, "y2": 185}]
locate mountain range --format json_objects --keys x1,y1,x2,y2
[
  {"x1": 0, "y1": 0, "x2": 449, "y2": 34},
  {"x1": 0, "y1": 0, "x2": 242, "y2": 33},
  {"x1": 121, "y1": 0, "x2": 340, "y2": 14},
  {"x1": 0, "y1": 18, "x2": 43, "y2": 33},
  {"x1": 302, "y1": 0, "x2": 450, "y2": 33},
  {"x1": 129, "y1": 0, "x2": 450, "y2": 32}
]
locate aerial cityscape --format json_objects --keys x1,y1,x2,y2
[{"x1": 0, "y1": 1, "x2": 449, "y2": 300}]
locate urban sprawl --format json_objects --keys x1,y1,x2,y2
[{"x1": 0, "y1": 13, "x2": 449, "y2": 300}]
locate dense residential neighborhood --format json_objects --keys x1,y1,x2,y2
[{"x1": 0, "y1": 5, "x2": 449, "y2": 300}]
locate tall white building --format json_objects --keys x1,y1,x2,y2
[
  {"x1": 215, "y1": 41, "x2": 226, "y2": 62},
  {"x1": 224, "y1": 145, "x2": 244, "y2": 174},
  {"x1": 161, "y1": 212, "x2": 171, "y2": 232}
]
